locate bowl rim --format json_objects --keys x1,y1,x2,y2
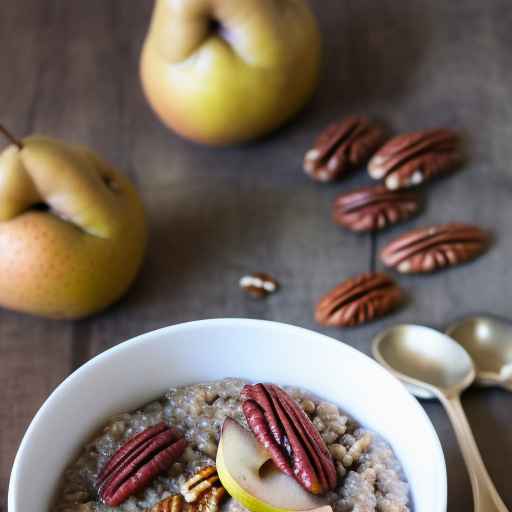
[{"x1": 8, "y1": 318, "x2": 447, "y2": 512}]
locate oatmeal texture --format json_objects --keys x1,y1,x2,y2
[{"x1": 54, "y1": 379, "x2": 410, "y2": 512}]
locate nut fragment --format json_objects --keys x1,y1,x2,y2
[
  {"x1": 147, "y1": 487, "x2": 226, "y2": 512},
  {"x1": 241, "y1": 383, "x2": 337, "y2": 495},
  {"x1": 332, "y1": 186, "x2": 422, "y2": 232},
  {"x1": 147, "y1": 495, "x2": 185, "y2": 512},
  {"x1": 97, "y1": 423, "x2": 187, "y2": 507},
  {"x1": 380, "y1": 223, "x2": 490, "y2": 273},
  {"x1": 368, "y1": 129, "x2": 462, "y2": 189},
  {"x1": 181, "y1": 466, "x2": 219, "y2": 503},
  {"x1": 315, "y1": 272, "x2": 402, "y2": 327},
  {"x1": 304, "y1": 116, "x2": 386, "y2": 182},
  {"x1": 190, "y1": 486, "x2": 225, "y2": 512},
  {"x1": 239, "y1": 272, "x2": 279, "y2": 298}
]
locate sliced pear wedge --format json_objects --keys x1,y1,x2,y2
[{"x1": 216, "y1": 418, "x2": 329, "y2": 512}]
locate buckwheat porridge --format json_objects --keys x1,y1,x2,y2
[{"x1": 54, "y1": 379, "x2": 410, "y2": 512}]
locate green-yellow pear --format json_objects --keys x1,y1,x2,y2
[
  {"x1": 140, "y1": 0, "x2": 322, "y2": 146},
  {"x1": 0, "y1": 132, "x2": 147, "y2": 319}
]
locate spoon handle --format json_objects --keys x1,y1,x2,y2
[
  {"x1": 440, "y1": 394, "x2": 509, "y2": 512},
  {"x1": 502, "y1": 381, "x2": 512, "y2": 393}
]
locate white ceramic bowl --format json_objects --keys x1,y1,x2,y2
[{"x1": 9, "y1": 319, "x2": 447, "y2": 511}]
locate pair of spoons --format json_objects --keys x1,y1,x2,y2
[{"x1": 373, "y1": 315, "x2": 512, "y2": 512}]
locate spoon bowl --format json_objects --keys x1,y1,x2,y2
[
  {"x1": 446, "y1": 315, "x2": 512, "y2": 390},
  {"x1": 372, "y1": 323, "x2": 509, "y2": 512},
  {"x1": 373, "y1": 324, "x2": 475, "y2": 399}
]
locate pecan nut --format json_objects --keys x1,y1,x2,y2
[
  {"x1": 332, "y1": 185, "x2": 422, "y2": 232},
  {"x1": 181, "y1": 466, "x2": 220, "y2": 503},
  {"x1": 368, "y1": 129, "x2": 462, "y2": 189},
  {"x1": 148, "y1": 491, "x2": 225, "y2": 512},
  {"x1": 304, "y1": 116, "x2": 386, "y2": 182},
  {"x1": 97, "y1": 422, "x2": 188, "y2": 507},
  {"x1": 147, "y1": 495, "x2": 185, "y2": 512},
  {"x1": 315, "y1": 273, "x2": 402, "y2": 327},
  {"x1": 380, "y1": 223, "x2": 490, "y2": 273},
  {"x1": 239, "y1": 272, "x2": 279, "y2": 298},
  {"x1": 189, "y1": 486, "x2": 225, "y2": 512},
  {"x1": 241, "y1": 383, "x2": 337, "y2": 495}
]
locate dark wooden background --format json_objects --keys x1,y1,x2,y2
[{"x1": 1, "y1": 1, "x2": 512, "y2": 510}]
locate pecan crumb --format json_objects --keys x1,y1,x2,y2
[{"x1": 239, "y1": 272, "x2": 279, "y2": 298}]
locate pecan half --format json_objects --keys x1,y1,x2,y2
[
  {"x1": 241, "y1": 383, "x2": 337, "y2": 495},
  {"x1": 97, "y1": 423, "x2": 187, "y2": 507},
  {"x1": 315, "y1": 273, "x2": 402, "y2": 327},
  {"x1": 368, "y1": 129, "x2": 462, "y2": 189},
  {"x1": 304, "y1": 116, "x2": 386, "y2": 182},
  {"x1": 147, "y1": 495, "x2": 185, "y2": 512},
  {"x1": 332, "y1": 185, "x2": 422, "y2": 232},
  {"x1": 380, "y1": 223, "x2": 490, "y2": 273}
]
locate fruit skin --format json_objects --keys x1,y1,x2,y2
[
  {"x1": 0, "y1": 136, "x2": 147, "y2": 319},
  {"x1": 216, "y1": 418, "x2": 325, "y2": 512},
  {"x1": 140, "y1": 0, "x2": 322, "y2": 146}
]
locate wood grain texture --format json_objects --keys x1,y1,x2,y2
[{"x1": 1, "y1": 0, "x2": 512, "y2": 510}]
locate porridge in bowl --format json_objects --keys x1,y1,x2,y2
[{"x1": 54, "y1": 379, "x2": 410, "y2": 512}]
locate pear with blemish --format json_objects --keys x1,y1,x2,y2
[
  {"x1": 140, "y1": 0, "x2": 322, "y2": 146},
  {"x1": 0, "y1": 129, "x2": 147, "y2": 319}
]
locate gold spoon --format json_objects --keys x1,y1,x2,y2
[
  {"x1": 446, "y1": 315, "x2": 512, "y2": 391},
  {"x1": 373, "y1": 324, "x2": 509, "y2": 512}
]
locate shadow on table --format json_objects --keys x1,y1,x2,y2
[{"x1": 299, "y1": 1, "x2": 433, "y2": 129}]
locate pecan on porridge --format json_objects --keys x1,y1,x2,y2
[{"x1": 54, "y1": 379, "x2": 410, "y2": 512}]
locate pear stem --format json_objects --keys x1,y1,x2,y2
[{"x1": 0, "y1": 124, "x2": 23, "y2": 149}]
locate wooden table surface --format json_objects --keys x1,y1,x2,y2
[{"x1": 1, "y1": 1, "x2": 512, "y2": 510}]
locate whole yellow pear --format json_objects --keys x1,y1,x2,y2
[
  {"x1": 140, "y1": 0, "x2": 322, "y2": 146},
  {"x1": 0, "y1": 134, "x2": 147, "y2": 319}
]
